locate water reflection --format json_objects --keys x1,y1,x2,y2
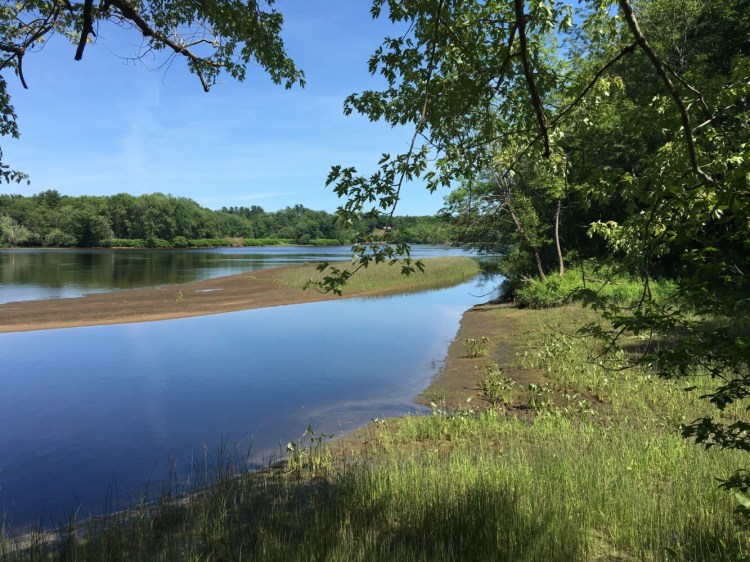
[{"x1": 0, "y1": 246, "x2": 472, "y2": 303}]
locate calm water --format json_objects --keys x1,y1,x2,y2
[
  {"x1": 0, "y1": 270, "x2": 501, "y2": 530},
  {"x1": 0, "y1": 245, "x2": 469, "y2": 304}
]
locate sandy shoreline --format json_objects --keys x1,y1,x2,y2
[{"x1": 0, "y1": 265, "x2": 377, "y2": 333}]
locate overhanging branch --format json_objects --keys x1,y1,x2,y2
[
  {"x1": 107, "y1": 0, "x2": 222, "y2": 92},
  {"x1": 513, "y1": 0, "x2": 550, "y2": 157},
  {"x1": 617, "y1": 0, "x2": 713, "y2": 183}
]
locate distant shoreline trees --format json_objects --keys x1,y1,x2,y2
[{"x1": 0, "y1": 190, "x2": 451, "y2": 248}]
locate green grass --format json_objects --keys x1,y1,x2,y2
[
  {"x1": 3, "y1": 304, "x2": 749, "y2": 561},
  {"x1": 515, "y1": 262, "x2": 677, "y2": 309},
  {"x1": 274, "y1": 256, "x2": 481, "y2": 294}
]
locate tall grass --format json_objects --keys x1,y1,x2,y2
[
  {"x1": 514, "y1": 262, "x2": 677, "y2": 309},
  {"x1": 275, "y1": 256, "x2": 481, "y2": 294}
]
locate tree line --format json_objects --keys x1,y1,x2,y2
[{"x1": 0, "y1": 190, "x2": 451, "y2": 247}]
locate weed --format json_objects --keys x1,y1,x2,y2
[
  {"x1": 479, "y1": 364, "x2": 516, "y2": 406},
  {"x1": 286, "y1": 425, "x2": 333, "y2": 476},
  {"x1": 527, "y1": 382, "x2": 554, "y2": 412},
  {"x1": 463, "y1": 336, "x2": 489, "y2": 358}
]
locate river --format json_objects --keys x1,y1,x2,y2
[{"x1": 0, "y1": 246, "x2": 500, "y2": 530}]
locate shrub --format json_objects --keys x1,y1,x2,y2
[
  {"x1": 172, "y1": 235, "x2": 190, "y2": 248},
  {"x1": 146, "y1": 237, "x2": 171, "y2": 248},
  {"x1": 308, "y1": 238, "x2": 341, "y2": 246},
  {"x1": 44, "y1": 229, "x2": 77, "y2": 247},
  {"x1": 479, "y1": 364, "x2": 516, "y2": 406},
  {"x1": 188, "y1": 238, "x2": 228, "y2": 247},
  {"x1": 515, "y1": 262, "x2": 676, "y2": 309},
  {"x1": 463, "y1": 337, "x2": 489, "y2": 358},
  {"x1": 110, "y1": 238, "x2": 146, "y2": 248},
  {"x1": 242, "y1": 238, "x2": 292, "y2": 246}
]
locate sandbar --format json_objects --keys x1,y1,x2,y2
[{"x1": 0, "y1": 266, "x2": 381, "y2": 333}]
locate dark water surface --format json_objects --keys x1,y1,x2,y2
[
  {"x1": 0, "y1": 273, "x2": 501, "y2": 530},
  {"x1": 0, "y1": 245, "x2": 468, "y2": 304}
]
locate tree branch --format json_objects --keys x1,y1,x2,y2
[
  {"x1": 617, "y1": 0, "x2": 713, "y2": 183},
  {"x1": 513, "y1": 0, "x2": 550, "y2": 157},
  {"x1": 74, "y1": 0, "x2": 95, "y2": 61},
  {"x1": 107, "y1": 0, "x2": 221, "y2": 92},
  {"x1": 549, "y1": 42, "x2": 637, "y2": 130}
]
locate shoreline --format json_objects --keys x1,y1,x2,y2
[{"x1": 0, "y1": 265, "x2": 391, "y2": 333}]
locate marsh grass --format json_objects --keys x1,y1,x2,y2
[
  {"x1": 3, "y1": 304, "x2": 749, "y2": 561},
  {"x1": 274, "y1": 256, "x2": 481, "y2": 294}
]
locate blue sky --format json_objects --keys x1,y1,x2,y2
[{"x1": 1, "y1": 1, "x2": 446, "y2": 216}]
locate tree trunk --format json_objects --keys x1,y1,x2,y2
[
  {"x1": 507, "y1": 199, "x2": 546, "y2": 280},
  {"x1": 554, "y1": 198, "x2": 564, "y2": 276}
]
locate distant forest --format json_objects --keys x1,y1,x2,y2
[{"x1": 0, "y1": 190, "x2": 450, "y2": 248}]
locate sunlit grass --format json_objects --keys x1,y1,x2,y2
[{"x1": 274, "y1": 256, "x2": 481, "y2": 294}]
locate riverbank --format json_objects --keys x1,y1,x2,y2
[
  {"x1": 4, "y1": 300, "x2": 747, "y2": 560},
  {"x1": 0, "y1": 257, "x2": 479, "y2": 333}
]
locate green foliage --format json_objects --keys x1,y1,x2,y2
[
  {"x1": 478, "y1": 364, "x2": 516, "y2": 406},
  {"x1": 172, "y1": 236, "x2": 190, "y2": 248},
  {"x1": 187, "y1": 238, "x2": 229, "y2": 248},
  {"x1": 307, "y1": 238, "x2": 340, "y2": 246},
  {"x1": 514, "y1": 263, "x2": 677, "y2": 309},
  {"x1": 0, "y1": 215, "x2": 30, "y2": 246},
  {"x1": 462, "y1": 336, "x2": 489, "y2": 358},
  {"x1": 110, "y1": 238, "x2": 145, "y2": 248},
  {"x1": 43, "y1": 228, "x2": 77, "y2": 248},
  {"x1": 285, "y1": 425, "x2": 333, "y2": 477},
  {"x1": 0, "y1": 192, "x2": 450, "y2": 249},
  {"x1": 324, "y1": 0, "x2": 749, "y2": 516},
  {"x1": 145, "y1": 237, "x2": 171, "y2": 249},
  {"x1": 242, "y1": 238, "x2": 293, "y2": 246}
]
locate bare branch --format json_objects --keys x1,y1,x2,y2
[
  {"x1": 1, "y1": 14, "x2": 57, "y2": 89},
  {"x1": 107, "y1": 0, "x2": 221, "y2": 92}
]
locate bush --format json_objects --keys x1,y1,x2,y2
[
  {"x1": 44, "y1": 229, "x2": 77, "y2": 247},
  {"x1": 514, "y1": 263, "x2": 676, "y2": 309},
  {"x1": 110, "y1": 238, "x2": 146, "y2": 248},
  {"x1": 308, "y1": 238, "x2": 341, "y2": 246},
  {"x1": 172, "y1": 235, "x2": 190, "y2": 248},
  {"x1": 514, "y1": 275, "x2": 577, "y2": 308},
  {"x1": 146, "y1": 237, "x2": 171, "y2": 248},
  {"x1": 242, "y1": 238, "x2": 292, "y2": 246},
  {"x1": 188, "y1": 238, "x2": 228, "y2": 247}
]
